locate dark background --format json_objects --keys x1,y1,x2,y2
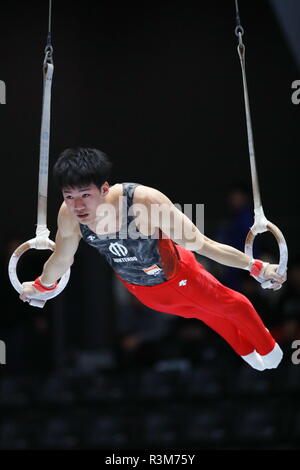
[
  {"x1": 1, "y1": 1, "x2": 298, "y2": 232},
  {"x1": 0, "y1": 0, "x2": 299, "y2": 451}
]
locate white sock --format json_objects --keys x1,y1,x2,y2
[
  {"x1": 260, "y1": 343, "x2": 283, "y2": 369},
  {"x1": 241, "y1": 350, "x2": 266, "y2": 371}
]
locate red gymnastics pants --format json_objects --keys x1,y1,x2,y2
[{"x1": 118, "y1": 246, "x2": 275, "y2": 357}]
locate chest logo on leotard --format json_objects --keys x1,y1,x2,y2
[
  {"x1": 109, "y1": 242, "x2": 128, "y2": 257},
  {"x1": 109, "y1": 242, "x2": 138, "y2": 263}
]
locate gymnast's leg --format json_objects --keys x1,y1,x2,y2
[{"x1": 172, "y1": 259, "x2": 283, "y2": 370}]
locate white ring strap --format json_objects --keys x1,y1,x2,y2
[{"x1": 8, "y1": 54, "x2": 70, "y2": 307}]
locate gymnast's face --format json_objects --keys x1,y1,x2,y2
[{"x1": 62, "y1": 182, "x2": 109, "y2": 224}]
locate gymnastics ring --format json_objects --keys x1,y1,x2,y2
[
  {"x1": 8, "y1": 3, "x2": 70, "y2": 308},
  {"x1": 8, "y1": 237, "x2": 70, "y2": 308},
  {"x1": 234, "y1": 3, "x2": 288, "y2": 290}
]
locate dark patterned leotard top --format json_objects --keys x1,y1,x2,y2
[{"x1": 79, "y1": 182, "x2": 180, "y2": 286}]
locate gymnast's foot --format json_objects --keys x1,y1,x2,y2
[
  {"x1": 260, "y1": 343, "x2": 283, "y2": 369},
  {"x1": 241, "y1": 350, "x2": 267, "y2": 371}
]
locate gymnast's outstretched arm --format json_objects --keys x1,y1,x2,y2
[
  {"x1": 133, "y1": 186, "x2": 286, "y2": 288},
  {"x1": 19, "y1": 203, "x2": 81, "y2": 303}
]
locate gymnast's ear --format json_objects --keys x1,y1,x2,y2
[{"x1": 100, "y1": 181, "x2": 110, "y2": 195}]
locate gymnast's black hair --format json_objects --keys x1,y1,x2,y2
[{"x1": 53, "y1": 147, "x2": 112, "y2": 190}]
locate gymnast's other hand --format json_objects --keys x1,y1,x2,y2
[
  {"x1": 253, "y1": 262, "x2": 287, "y2": 290},
  {"x1": 19, "y1": 282, "x2": 40, "y2": 303},
  {"x1": 260, "y1": 263, "x2": 287, "y2": 289}
]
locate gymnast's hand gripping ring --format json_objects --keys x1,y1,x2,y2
[{"x1": 8, "y1": 236, "x2": 70, "y2": 308}]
